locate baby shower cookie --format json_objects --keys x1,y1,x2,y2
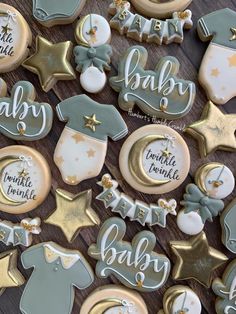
[
  {"x1": 32, "y1": 0, "x2": 86, "y2": 27},
  {"x1": 221, "y1": 198, "x2": 236, "y2": 254},
  {"x1": 22, "y1": 36, "x2": 76, "y2": 92},
  {"x1": 0, "y1": 80, "x2": 53, "y2": 141},
  {"x1": 119, "y1": 124, "x2": 190, "y2": 194},
  {"x1": 74, "y1": 14, "x2": 112, "y2": 93},
  {"x1": 88, "y1": 217, "x2": 171, "y2": 292},
  {"x1": 198, "y1": 8, "x2": 236, "y2": 105},
  {"x1": 0, "y1": 3, "x2": 32, "y2": 73},
  {"x1": 20, "y1": 242, "x2": 94, "y2": 314},
  {"x1": 110, "y1": 46, "x2": 195, "y2": 119},
  {"x1": 0, "y1": 145, "x2": 51, "y2": 214},
  {"x1": 158, "y1": 285, "x2": 201, "y2": 314},
  {"x1": 54, "y1": 94, "x2": 127, "y2": 185},
  {"x1": 80, "y1": 285, "x2": 148, "y2": 314}
]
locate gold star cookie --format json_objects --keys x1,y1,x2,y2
[
  {"x1": 22, "y1": 36, "x2": 76, "y2": 92},
  {"x1": 45, "y1": 189, "x2": 100, "y2": 243},
  {"x1": 185, "y1": 101, "x2": 236, "y2": 157},
  {"x1": 170, "y1": 232, "x2": 228, "y2": 287}
]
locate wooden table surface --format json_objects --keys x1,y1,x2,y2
[{"x1": 0, "y1": 0, "x2": 236, "y2": 313}]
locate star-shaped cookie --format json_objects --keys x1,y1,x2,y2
[
  {"x1": 185, "y1": 101, "x2": 236, "y2": 157},
  {"x1": 170, "y1": 232, "x2": 228, "y2": 287},
  {"x1": 45, "y1": 189, "x2": 100, "y2": 243},
  {"x1": 22, "y1": 36, "x2": 76, "y2": 92}
]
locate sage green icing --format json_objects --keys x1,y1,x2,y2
[
  {"x1": 110, "y1": 8, "x2": 132, "y2": 30},
  {"x1": 148, "y1": 19, "x2": 166, "y2": 41},
  {"x1": 167, "y1": 18, "x2": 184, "y2": 39},
  {"x1": 0, "y1": 223, "x2": 12, "y2": 245},
  {"x1": 220, "y1": 198, "x2": 236, "y2": 254},
  {"x1": 128, "y1": 15, "x2": 146, "y2": 36}
]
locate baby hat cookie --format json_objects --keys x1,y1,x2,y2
[
  {"x1": 88, "y1": 217, "x2": 171, "y2": 292},
  {"x1": 0, "y1": 3, "x2": 32, "y2": 73},
  {"x1": 54, "y1": 94, "x2": 127, "y2": 185},
  {"x1": 74, "y1": 14, "x2": 112, "y2": 93},
  {"x1": 220, "y1": 198, "x2": 236, "y2": 254},
  {"x1": 198, "y1": 8, "x2": 236, "y2": 105},
  {"x1": 20, "y1": 242, "x2": 94, "y2": 314},
  {"x1": 0, "y1": 145, "x2": 51, "y2": 214},
  {"x1": 80, "y1": 285, "x2": 148, "y2": 314},
  {"x1": 32, "y1": 0, "x2": 86, "y2": 27},
  {"x1": 0, "y1": 80, "x2": 53, "y2": 141},
  {"x1": 119, "y1": 124, "x2": 190, "y2": 194},
  {"x1": 110, "y1": 46, "x2": 195, "y2": 119}
]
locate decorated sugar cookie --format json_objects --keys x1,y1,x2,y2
[
  {"x1": 158, "y1": 285, "x2": 201, "y2": 314},
  {"x1": 198, "y1": 8, "x2": 236, "y2": 105},
  {"x1": 212, "y1": 259, "x2": 236, "y2": 314},
  {"x1": 110, "y1": 46, "x2": 195, "y2": 119},
  {"x1": 54, "y1": 94, "x2": 127, "y2": 185},
  {"x1": 0, "y1": 145, "x2": 51, "y2": 214},
  {"x1": 32, "y1": 0, "x2": 86, "y2": 27},
  {"x1": 80, "y1": 285, "x2": 148, "y2": 314},
  {"x1": 221, "y1": 198, "x2": 236, "y2": 254},
  {"x1": 177, "y1": 163, "x2": 235, "y2": 235},
  {"x1": 109, "y1": 1, "x2": 193, "y2": 45},
  {"x1": 88, "y1": 217, "x2": 171, "y2": 292},
  {"x1": 74, "y1": 14, "x2": 112, "y2": 93},
  {"x1": 20, "y1": 242, "x2": 94, "y2": 314},
  {"x1": 97, "y1": 174, "x2": 177, "y2": 227},
  {"x1": 0, "y1": 80, "x2": 53, "y2": 141},
  {"x1": 119, "y1": 124, "x2": 190, "y2": 195},
  {"x1": 0, "y1": 3, "x2": 32, "y2": 73}
]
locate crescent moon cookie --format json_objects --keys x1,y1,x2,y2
[
  {"x1": 109, "y1": 46, "x2": 195, "y2": 120},
  {"x1": 198, "y1": 8, "x2": 236, "y2": 105},
  {"x1": 220, "y1": 198, "x2": 236, "y2": 254},
  {"x1": 80, "y1": 285, "x2": 148, "y2": 314},
  {"x1": 74, "y1": 14, "x2": 112, "y2": 93},
  {"x1": 32, "y1": 0, "x2": 86, "y2": 27},
  {"x1": 0, "y1": 3, "x2": 32, "y2": 73},
  {"x1": 88, "y1": 217, "x2": 171, "y2": 292},
  {"x1": 20, "y1": 242, "x2": 94, "y2": 314},
  {"x1": 119, "y1": 124, "x2": 190, "y2": 195},
  {"x1": 0, "y1": 145, "x2": 51, "y2": 214}
]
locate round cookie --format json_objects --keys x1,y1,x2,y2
[
  {"x1": 119, "y1": 125, "x2": 190, "y2": 194},
  {"x1": 0, "y1": 145, "x2": 51, "y2": 214},
  {"x1": 80, "y1": 285, "x2": 148, "y2": 314},
  {"x1": 0, "y1": 3, "x2": 32, "y2": 73},
  {"x1": 177, "y1": 210, "x2": 204, "y2": 235}
]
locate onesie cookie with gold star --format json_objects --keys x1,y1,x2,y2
[
  {"x1": 198, "y1": 8, "x2": 236, "y2": 104},
  {"x1": 54, "y1": 94, "x2": 128, "y2": 185}
]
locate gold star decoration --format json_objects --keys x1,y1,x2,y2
[
  {"x1": 211, "y1": 68, "x2": 220, "y2": 77},
  {"x1": 72, "y1": 133, "x2": 85, "y2": 143},
  {"x1": 170, "y1": 232, "x2": 228, "y2": 287},
  {"x1": 0, "y1": 249, "x2": 25, "y2": 295},
  {"x1": 1, "y1": 24, "x2": 12, "y2": 35},
  {"x1": 87, "y1": 148, "x2": 96, "y2": 158},
  {"x1": 65, "y1": 175, "x2": 77, "y2": 184},
  {"x1": 84, "y1": 114, "x2": 101, "y2": 132},
  {"x1": 230, "y1": 27, "x2": 236, "y2": 41},
  {"x1": 228, "y1": 54, "x2": 236, "y2": 67},
  {"x1": 185, "y1": 101, "x2": 236, "y2": 157},
  {"x1": 18, "y1": 169, "x2": 29, "y2": 178},
  {"x1": 161, "y1": 149, "x2": 171, "y2": 158},
  {"x1": 45, "y1": 189, "x2": 100, "y2": 243},
  {"x1": 22, "y1": 36, "x2": 76, "y2": 92}
]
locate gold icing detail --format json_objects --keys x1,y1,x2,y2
[
  {"x1": 230, "y1": 27, "x2": 236, "y2": 41},
  {"x1": 228, "y1": 53, "x2": 236, "y2": 67},
  {"x1": 211, "y1": 68, "x2": 220, "y2": 77},
  {"x1": 87, "y1": 149, "x2": 96, "y2": 158},
  {"x1": 195, "y1": 162, "x2": 223, "y2": 194},
  {"x1": 72, "y1": 133, "x2": 85, "y2": 143},
  {"x1": 84, "y1": 114, "x2": 101, "y2": 132},
  {"x1": 101, "y1": 175, "x2": 113, "y2": 189},
  {"x1": 88, "y1": 299, "x2": 124, "y2": 314}
]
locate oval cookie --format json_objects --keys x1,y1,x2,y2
[{"x1": 221, "y1": 198, "x2": 236, "y2": 254}]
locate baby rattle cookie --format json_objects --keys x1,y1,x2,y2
[
  {"x1": 220, "y1": 198, "x2": 236, "y2": 254},
  {"x1": 74, "y1": 14, "x2": 112, "y2": 93},
  {"x1": 54, "y1": 94, "x2": 127, "y2": 185},
  {"x1": 88, "y1": 217, "x2": 171, "y2": 292},
  {"x1": 80, "y1": 285, "x2": 148, "y2": 314},
  {"x1": 20, "y1": 242, "x2": 94, "y2": 314},
  {"x1": 198, "y1": 8, "x2": 236, "y2": 105},
  {"x1": 32, "y1": 0, "x2": 86, "y2": 27},
  {"x1": 110, "y1": 46, "x2": 195, "y2": 120},
  {"x1": 0, "y1": 3, "x2": 32, "y2": 73},
  {"x1": 0, "y1": 80, "x2": 53, "y2": 141},
  {"x1": 158, "y1": 285, "x2": 201, "y2": 314},
  {"x1": 0, "y1": 145, "x2": 51, "y2": 214},
  {"x1": 177, "y1": 162, "x2": 235, "y2": 235},
  {"x1": 119, "y1": 124, "x2": 190, "y2": 195}
]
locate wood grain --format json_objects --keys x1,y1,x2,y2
[{"x1": 0, "y1": 0, "x2": 235, "y2": 313}]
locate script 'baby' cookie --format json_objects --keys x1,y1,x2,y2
[
  {"x1": 32, "y1": 0, "x2": 86, "y2": 27},
  {"x1": 220, "y1": 198, "x2": 236, "y2": 254},
  {"x1": 80, "y1": 285, "x2": 148, "y2": 314},
  {"x1": 0, "y1": 3, "x2": 32, "y2": 72},
  {"x1": 0, "y1": 145, "x2": 51, "y2": 214},
  {"x1": 0, "y1": 80, "x2": 53, "y2": 141},
  {"x1": 110, "y1": 46, "x2": 195, "y2": 120},
  {"x1": 119, "y1": 124, "x2": 190, "y2": 194}
]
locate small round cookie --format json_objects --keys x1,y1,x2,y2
[
  {"x1": 0, "y1": 145, "x2": 51, "y2": 214},
  {"x1": 0, "y1": 3, "x2": 32, "y2": 73},
  {"x1": 177, "y1": 209, "x2": 204, "y2": 235},
  {"x1": 80, "y1": 285, "x2": 148, "y2": 314},
  {"x1": 79, "y1": 66, "x2": 107, "y2": 93},
  {"x1": 119, "y1": 125, "x2": 190, "y2": 194}
]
